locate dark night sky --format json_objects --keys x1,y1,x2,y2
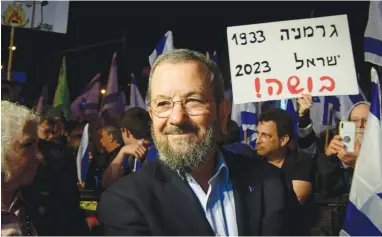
[{"x1": 1, "y1": 1, "x2": 371, "y2": 107}]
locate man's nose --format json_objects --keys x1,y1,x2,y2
[{"x1": 169, "y1": 102, "x2": 187, "y2": 125}]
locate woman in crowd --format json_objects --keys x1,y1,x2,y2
[{"x1": 1, "y1": 101, "x2": 40, "y2": 236}]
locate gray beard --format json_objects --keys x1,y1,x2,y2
[{"x1": 151, "y1": 123, "x2": 216, "y2": 171}]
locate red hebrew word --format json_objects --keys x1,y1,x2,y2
[
  {"x1": 254, "y1": 77, "x2": 262, "y2": 98},
  {"x1": 319, "y1": 76, "x2": 336, "y2": 92},
  {"x1": 265, "y1": 79, "x2": 283, "y2": 96},
  {"x1": 307, "y1": 77, "x2": 313, "y2": 93},
  {"x1": 287, "y1": 76, "x2": 304, "y2": 94}
]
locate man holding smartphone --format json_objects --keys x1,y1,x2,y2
[{"x1": 318, "y1": 101, "x2": 370, "y2": 196}]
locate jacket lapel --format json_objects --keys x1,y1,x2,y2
[
  {"x1": 224, "y1": 150, "x2": 263, "y2": 236},
  {"x1": 155, "y1": 161, "x2": 214, "y2": 235}
]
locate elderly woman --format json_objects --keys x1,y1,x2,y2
[{"x1": 1, "y1": 101, "x2": 40, "y2": 236}]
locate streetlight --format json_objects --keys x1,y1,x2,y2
[
  {"x1": 101, "y1": 89, "x2": 106, "y2": 95},
  {"x1": 10, "y1": 46, "x2": 16, "y2": 51}
]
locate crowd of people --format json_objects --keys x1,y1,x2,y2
[{"x1": 1, "y1": 49, "x2": 371, "y2": 236}]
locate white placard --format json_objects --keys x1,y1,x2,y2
[
  {"x1": 1, "y1": 1, "x2": 69, "y2": 34},
  {"x1": 227, "y1": 15, "x2": 359, "y2": 104}
]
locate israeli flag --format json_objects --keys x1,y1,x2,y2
[
  {"x1": 364, "y1": 1, "x2": 382, "y2": 67},
  {"x1": 76, "y1": 123, "x2": 90, "y2": 184},
  {"x1": 148, "y1": 31, "x2": 174, "y2": 67},
  {"x1": 129, "y1": 74, "x2": 146, "y2": 110},
  {"x1": 310, "y1": 88, "x2": 367, "y2": 136},
  {"x1": 340, "y1": 67, "x2": 382, "y2": 236},
  {"x1": 231, "y1": 102, "x2": 260, "y2": 149}
]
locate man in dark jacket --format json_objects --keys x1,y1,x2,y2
[{"x1": 99, "y1": 49, "x2": 303, "y2": 235}]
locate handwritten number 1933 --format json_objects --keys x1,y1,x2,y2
[{"x1": 231, "y1": 31, "x2": 266, "y2": 45}]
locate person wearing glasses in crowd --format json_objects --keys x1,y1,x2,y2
[
  {"x1": 100, "y1": 49, "x2": 302, "y2": 236},
  {"x1": 317, "y1": 101, "x2": 370, "y2": 196}
]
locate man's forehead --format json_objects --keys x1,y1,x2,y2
[
  {"x1": 258, "y1": 121, "x2": 277, "y2": 131},
  {"x1": 151, "y1": 61, "x2": 210, "y2": 98},
  {"x1": 350, "y1": 103, "x2": 370, "y2": 117}
]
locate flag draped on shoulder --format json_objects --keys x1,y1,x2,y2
[
  {"x1": 341, "y1": 67, "x2": 382, "y2": 236},
  {"x1": 364, "y1": 1, "x2": 382, "y2": 67},
  {"x1": 148, "y1": 31, "x2": 174, "y2": 67},
  {"x1": 76, "y1": 123, "x2": 90, "y2": 184},
  {"x1": 53, "y1": 56, "x2": 70, "y2": 120}
]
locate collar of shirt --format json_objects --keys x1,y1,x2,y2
[{"x1": 177, "y1": 151, "x2": 230, "y2": 185}]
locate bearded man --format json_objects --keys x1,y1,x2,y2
[{"x1": 99, "y1": 49, "x2": 304, "y2": 236}]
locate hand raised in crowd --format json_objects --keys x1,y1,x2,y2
[
  {"x1": 120, "y1": 143, "x2": 147, "y2": 160},
  {"x1": 337, "y1": 138, "x2": 360, "y2": 168},
  {"x1": 297, "y1": 94, "x2": 313, "y2": 117},
  {"x1": 325, "y1": 135, "x2": 344, "y2": 157}
]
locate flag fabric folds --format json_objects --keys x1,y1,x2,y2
[
  {"x1": 310, "y1": 88, "x2": 367, "y2": 136},
  {"x1": 364, "y1": 1, "x2": 382, "y2": 67},
  {"x1": 71, "y1": 73, "x2": 101, "y2": 121},
  {"x1": 148, "y1": 31, "x2": 174, "y2": 67},
  {"x1": 231, "y1": 102, "x2": 259, "y2": 149},
  {"x1": 100, "y1": 52, "x2": 120, "y2": 118},
  {"x1": 340, "y1": 67, "x2": 382, "y2": 236},
  {"x1": 53, "y1": 56, "x2": 70, "y2": 120},
  {"x1": 76, "y1": 123, "x2": 90, "y2": 184},
  {"x1": 36, "y1": 85, "x2": 48, "y2": 115},
  {"x1": 129, "y1": 74, "x2": 146, "y2": 110}
]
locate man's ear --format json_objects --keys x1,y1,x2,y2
[
  {"x1": 218, "y1": 99, "x2": 231, "y2": 136},
  {"x1": 108, "y1": 133, "x2": 114, "y2": 143},
  {"x1": 148, "y1": 108, "x2": 153, "y2": 120},
  {"x1": 280, "y1": 135, "x2": 290, "y2": 147}
]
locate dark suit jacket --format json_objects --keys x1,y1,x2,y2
[{"x1": 99, "y1": 149, "x2": 304, "y2": 236}]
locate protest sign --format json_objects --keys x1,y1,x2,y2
[
  {"x1": 227, "y1": 15, "x2": 359, "y2": 104},
  {"x1": 1, "y1": 1, "x2": 69, "y2": 34}
]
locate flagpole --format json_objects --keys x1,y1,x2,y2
[
  {"x1": 7, "y1": 27, "x2": 15, "y2": 81},
  {"x1": 244, "y1": 129, "x2": 248, "y2": 144},
  {"x1": 325, "y1": 105, "x2": 332, "y2": 150}
]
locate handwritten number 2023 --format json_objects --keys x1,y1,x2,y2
[
  {"x1": 231, "y1": 31, "x2": 266, "y2": 45},
  {"x1": 236, "y1": 61, "x2": 271, "y2": 77}
]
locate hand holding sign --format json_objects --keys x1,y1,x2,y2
[{"x1": 227, "y1": 15, "x2": 358, "y2": 104}]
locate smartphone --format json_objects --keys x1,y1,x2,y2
[{"x1": 339, "y1": 121, "x2": 356, "y2": 152}]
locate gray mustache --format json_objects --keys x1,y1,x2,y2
[{"x1": 163, "y1": 124, "x2": 199, "y2": 135}]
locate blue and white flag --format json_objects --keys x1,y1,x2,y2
[
  {"x1": 148, "y1": 31, "x2": 174, "y2": 67},
  {"x1": 341, "y1": 67, "x2": 382, "y2": 236},
  {"x1": 364, "y1": 1, "x2": 382, "y2": 67},
  {"x1": 71, "y1": 73, "x2": 101, "y2": 121},
  {"x1": 129, "y1": 74, "x2": 146, "y2": 110},
  {"x1": 231, "y1": 102, "x2": 260, "y2": 149},
  {"x1": 100, "y1": 52, "x2": 120, "y2": 118},
  {"x1": 310, "y1": 88, "x2": 367, "y2": 136},
  {"x1": 76, "y1": 123, "x2": 90, "y2": 183}
]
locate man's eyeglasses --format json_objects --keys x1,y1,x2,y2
[{"x1": 149, "y1": 98, "x2": 211, "y2": 118}]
